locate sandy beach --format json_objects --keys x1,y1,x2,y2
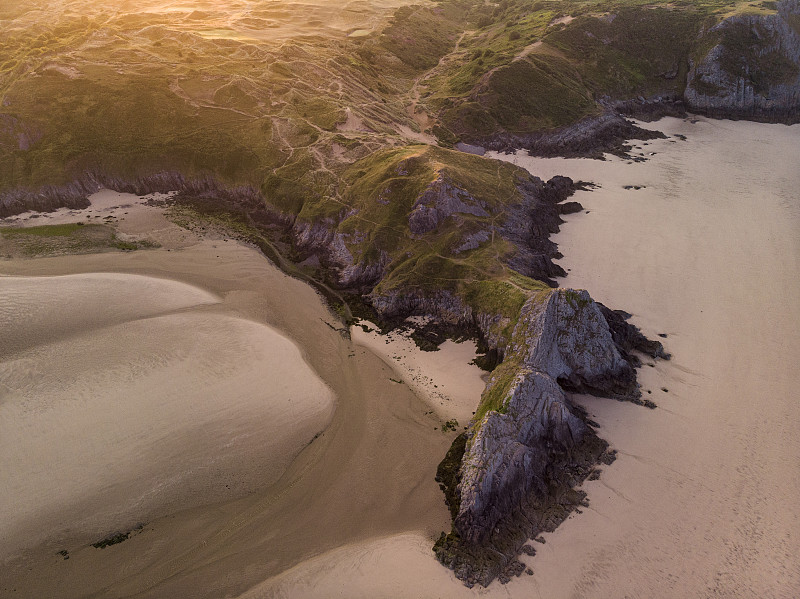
[
  {"x1": 0, "y1": 191, "x2": 455, "y2": 598},
  {"x1": 0, "y1": 272, "x2": 336, "y2": 558},
  {"x1": 350, "y1": 319, "x2": 487, "y2": 424}
]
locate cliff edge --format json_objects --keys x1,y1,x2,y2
[{"x1": 685, "y1": 0, "x2": 800, "y2": 122}]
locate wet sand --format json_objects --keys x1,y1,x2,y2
[
  {"x1": 0, "y1": 273, "x2": 335, "y2": 558},
  {"x1": 244, "y1": 117, "x2": 800, "y2": 598},
  {"x1": 0, "y1": 193, "x2": 454, "y2": 598}
]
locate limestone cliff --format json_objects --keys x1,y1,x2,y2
[
  {"x1": 292, "y1": 169, "x2": 579, "y2": 294},
  {"x1": 478, "y1": 113, "x2": 666, "y2": 159},
  {"x1": 685, "y1": 0, "x2": 800, "y2": 122},
  {"x1": 435, "y1": 288, "x2": 665, "y2": 587},
  {"x1": 0, "y1": 171, "x2": 280, "y2": 224}
]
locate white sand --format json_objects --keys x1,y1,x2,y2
[
  {"x1": 0, "y1": 272, "x2": 335, "y2": 559},
  {"x1": 485, "y1": 116, "x2": 800, "y2": 598},
  {"x1": 244, "y1": 117, "x2": 800, "y2": 598},
  {"x1": 351, "y1": 319, "x2": 486, "y2": 424}
]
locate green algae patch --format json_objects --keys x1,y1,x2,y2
[
  {"x1": 472, "y1": 356, "x2": 521, "y2": 426},
  {"x1": 0, "y1": 223, "x2": 153, "y2": 257}
]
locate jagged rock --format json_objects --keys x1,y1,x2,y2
[
  {"x1": 597, "y1": 303, "x2": 670, "y2": 362},
  {"x1": 435, "y1": 288, "x2": 661, "y2": 586},
  {"x1": 516, "y1": 290, "x2": 637, "y2": 399},
  {"x1": 500, "y1": 176, "x2": 579, "y2": 287},
  {"x1": 558, "y1": 201, "x2": 583, "y2": 215},
  {"x1": 685, "y1": 0, "x2": 800, "y2": 123},
  {"x1": 296, "y1": 172, "x2": 579, "y2": 292},
  {"x1": 0, "y1": 171, "x2": 280, "y2": 222},
  {"x1": 408, "y1": 176, "x2": 489, "y2": 235},
  {"x1": 476, "y1": 113, "x2": 666, "y2": 158},
  {"x1": 453, "y1": 230, "x2": 490, "y2": 254},
  {"x1": 605, "y1": 94, "x2": 687, "y2": 122},
  {"x1": 0, "y1": 179, "x2": 94, "y2": 218},
  {"x1": 456, "y1": 369, "x2": 585, "y2": 544}
]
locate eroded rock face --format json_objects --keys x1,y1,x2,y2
[
  {"x1": 436, "y1": 288, "x2": 664, "y2": 587},
  {"x1": 293, "y1": 172, "x2": 579, "y2": 291},
  {"x1": 456, "y1": 369, "x2": 584, "y2": 545},
  {"x1": 408, "y1": 176, "x2": 489, "y2": 236},
  {"x1": 0, "y1": 171, "x2": 275, "y2": 221},
  {"x1": 685, "y1": 0, "x2": 800, "y2": 122},
  {"x1": 478, "y1": 113, "x2": 666, "y2": 158},
  {"x1": 500, "y1": 176, "x2": 578, "y2": 286}
]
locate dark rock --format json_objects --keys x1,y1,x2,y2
[
  {"x1": 408, "y1": 176, "x2": 489, "y2": 236},
  {"x1": 597, "y1": 303, "x2": 670, "y2": 361},
  {"x1": 558, "y1": 201, "x2": 584, "y2": 215},
  {"x1": 685, "y1": 0, "x2": 800, "y2": 123},
  {"x1": 473, "y1": 113, "x2": 667, "y2": 159},
  {"x1": 434, "y1": 288, "x2": 663, "y2": 586}
]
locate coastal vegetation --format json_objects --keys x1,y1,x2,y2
[{"x1": 0, "y1": 222, "x2": 152, "y2": 257}]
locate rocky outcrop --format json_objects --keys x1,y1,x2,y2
[
  {"x1": 294, "y1": 173, "x2": 581, "y2": 292},
  {"x1": 0, "y1": 179, "x2": 94, "y2": 218},
  {"x1": 435, "y1": 289, "x2": 667, "y2": 587},
  {"x1": 597, "y1": 303, "x2": 671, "y2": 364},
  {"x1": 501, "y1": 175, "x2": 579, "y2": 286},
  {"x1": 0, "y1": 171, "x2": 282, "y2": 224},
  {"x1": 292, "y1": 219, "x2": 389, "y2": 290},
  {"x1": 604, "y1": 94, "x2": 688, "y2": 122},
  {"x1": 408, "y1": 176, "x2": 489, "y2": 236},
  {"x1": 476, "y1": 113, "x2": 666, "y2": 158},
  {"x1": 685, "y1": 0, "x2": 800, "y2": 122}
]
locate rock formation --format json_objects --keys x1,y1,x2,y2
[
  {"x1": 434, "y1": 288, "x2": 667, "y2": 587},
  {"x1": 478, "y1": 113, "x2": 666, "y2": 158},
  {"x1": 685, "y1": 0, "x2": 800, "y2": 122},
  {"x1": 0, "y1": 171, "x2": 280, "y2": 222}
]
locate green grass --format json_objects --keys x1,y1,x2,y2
[
  {"x1": 473, "y1": 356, "x2": 521, "y2": 424},
  {"x1": 419, "y1": 0, "x2": 781, "y2": 142},
  {"x1": 1, "y1": 222, "x2": 88, "y2": 237},
  {"x1": 0, "y1": 222, "x2": 150, "y2": 256}
]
